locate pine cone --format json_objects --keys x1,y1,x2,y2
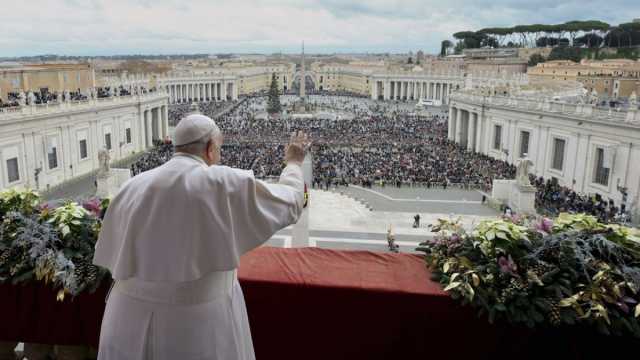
[
  {"x1": 0, "y1": 249, "x2": 10, "y2": 264},
  {"x1": 73, "y1": 258, "x2": 89, "y2": 282},
  {"x1": 543, "y1": 297, "x2": 561, "y2": 326},
  {"x1": 528, "y1": 263, "x2": 553, "y2": 278}
]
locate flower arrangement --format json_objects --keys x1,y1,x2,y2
[
  {"x1": 0, "y1": 189, "x2": 110, "y2": 301},
  {"x1": 417, "y1": 214, "x2": 640, "y2": 337}
]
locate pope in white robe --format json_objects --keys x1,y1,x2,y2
[{"x1": 93, "y1": 114, "x2": 308, "y2": 360}]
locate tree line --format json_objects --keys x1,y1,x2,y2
[{"x1": 441, "y1": 20, "x2": 640, "y2": 56}]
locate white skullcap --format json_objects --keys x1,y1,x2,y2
[{"x1": 174, "y1": 114, "x2": 220, "y2": 146}]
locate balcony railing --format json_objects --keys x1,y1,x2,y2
[
  {"x1": 0, "y1": 92, "x2": 168, "y2": 121},
  {"x1": 450, "y1": 93, "x2": 640, "y2": 126}
]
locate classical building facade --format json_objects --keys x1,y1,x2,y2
[
  {"x1": 0, "y1": 63, "x2": 96, "y2": 102},
  {"x1": 449, "y1": 91, "x2": 640, "y2": 219},
  {"x1": 156, "y1": 63, "x2": 295, "y2": 104},
  {"x1": 528, "y1": 59, "x2": 640, "y2": 99},
  {"x1": 0, "y1": 91, "x2": 168, "y2": 191}
]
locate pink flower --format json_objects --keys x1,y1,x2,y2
[
  {"x1": 535, "y1": 218, "x2": 553, "y2": 235},
  {"x1": 498, "y1": 255, "x2": 518, "y2": 275},
  {"x1": 83, "y1": 198, "x2": 101, "y2": 217}
]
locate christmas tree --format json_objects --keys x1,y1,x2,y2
[{"x1": 267, "y1": 73, "x2": 282, "y2": 114}]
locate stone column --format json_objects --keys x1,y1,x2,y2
[
  {"x1": 475, "y1": 113, "x2": 483, "y2": 154},
  {"x1": 448, "y1": 106, "x2": 456, "y2": 140},
  {"x1": 467, "y1": 112, "x2": 476, "y2": 151},
  {"x1": 156, "y1": 108, "x2": 162, "y2": 140},
  {"x1": 455, "y1": 108, "x2": 463, "y2": 143},
  {"x1": 443, "y1": 83, "x2": 448, "y2": 103},
  {"x1": 145, "y1": 110, "x2": 153, "y2": 148},
  {"x1": 163, "y1": 105, "x2": 169, "y2": 139},
  {"x1": 384, "y1": 81, "x2": 389, "y2": 100}
]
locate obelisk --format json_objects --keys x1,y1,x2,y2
[{"x1": 300, "y1": 41, "x2": 306, "y2": 99}]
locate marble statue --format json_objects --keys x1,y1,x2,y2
[
  {"x1": 17, "y1": 91, "x2": 26, "y2": 106},
  {"x1": 589, "y1": 88, "x2": 598, "y2": 105},
  {"x1": 27, "y1": 91, "x2": 36, "y2": 105},
  {"x1": 98, "y1": 148, "x2": 111, "y2": 177},
  {"x1": 64, "y1": 90, "x2": 71, "y2": 102},
  {"x1": 516, "y1": 157, "x2": 534, "y2": 187}
]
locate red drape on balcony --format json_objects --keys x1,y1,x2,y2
[{"x1": 0, "y1": 246, "x2": 637, "y2": 359}]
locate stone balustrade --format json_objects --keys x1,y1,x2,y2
[
  {"x1": 0, "y1": 91, "x2": 168, "y2": 121},
  {"x1": 450, "y1": 93, "x2": 640, "y2": 126}
]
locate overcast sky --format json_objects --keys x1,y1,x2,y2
[{"x1": 1, "y1": 0, "x2": 638, "y2": 56}]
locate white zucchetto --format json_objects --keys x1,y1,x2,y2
[{"x1": 174, "y1": 114, "x2": 220, "y2": 146}]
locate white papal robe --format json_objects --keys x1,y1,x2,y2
[{"x1": 93, "y1": 153, "x2": 304, "y2": 360}]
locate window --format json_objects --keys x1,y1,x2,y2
[
  {"x1": 126, "y1": 128, "x2": 132, "y2": 144},
  {"x1": 79, "y1": 139, "x2": 88, "y2": 159},
  {"x1": 593, "y1": 148, "x2": 610, "y2": 186},
  {"x1": 493, "y1": 125, "x2": 502, "y2": 150},
  {"x1": 6, "y1": 158, "x2": 19, "y2": 183},
  {"x1": 47, "y1": 138, "x2": 58, "y2": 170},
  {"x1": 520, "y1": 131, "x2": 530, "y2": 158},
  {"x1": 551, "y1": 138, "x2": 566, "y2": 171},
  {"x1": 105, "y1": 133, "x2": 112, "y2": 150}
]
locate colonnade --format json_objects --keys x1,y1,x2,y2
[
  {"x1": 141, "y1": 105, "x2": 170, "y2": 147},
  {"x1": 448, "y1": 106, "x2": 485, "y2": 154},
  {"x1": 372, "y1": 80, "x2": 459, "y2": 103},
  {"x1": 165, "y1": 82, "x2": 237, "y2": 104}
]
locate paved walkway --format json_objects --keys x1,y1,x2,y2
[
  {"x1": 331, "y1": 185, "x2": 498, "y2": 216},
  {"x1": 269, "y1": 189, "x2": 497, "y2": 253}
]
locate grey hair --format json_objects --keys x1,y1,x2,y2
[{"x1": 175, "y1": 126, "x2": 223, "y2": 155}]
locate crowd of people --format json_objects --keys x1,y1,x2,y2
[
  {"x1": 0, "y1": 85, "x2": 152, "y2": 110},
  {"x1": 130, "y1": 140, "x2": 174, "y2": 176},
  {"x1": 168, "y1": 100, "x2": 235, "y2": 126},
  {"x1": 132, "y1": 95, "x2": 628, "y2": 223},
  {"x1": 532, "y1": 176, "x2": 629, "y2": 223},
  {"x1": 157, "y1": 96, "x2": 514, "y2": 190}
]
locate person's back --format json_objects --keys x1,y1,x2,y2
[{"x1": 94, "y1": 114, "x2": 309, "y2": 360}]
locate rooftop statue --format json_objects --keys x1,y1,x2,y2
[
  {"x1": 97, "y1": 148, "x2": 111, "y2": 177},
  {"x1": 516, "y1": 157, "x2": 534, "y2": 187}
]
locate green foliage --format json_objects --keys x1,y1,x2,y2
[
  {"x1": 418, "y1": 214, "x2": 640, "y2": 337},
  {"x1": 440, "y1": 40, "x2": 453, "y2": 57},
  {"x1": 0, "y1": 188, "x2": 40, "y2": 216},
  {"x1": 0, "y1": 190, "x2": 109, "y2": 301},
  {"x1": 453, "y1": 31, "x2": 488, "y2": 49},
  {"x1": 528, "y1": 54, "x2": 546, "y2": 67},
  {"x1": 446, "y1": 19, "x2": 622, "y2": 50},
  {"x1": 547, "y1": 46, "x2": 584, "y2": 62},
  {"x1": 267, "y1": 72, "x2": 281, "y2": 114}
]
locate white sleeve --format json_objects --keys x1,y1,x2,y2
[{"x1": 225, "y1": 164, "x2": 304, "y2": 253}]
